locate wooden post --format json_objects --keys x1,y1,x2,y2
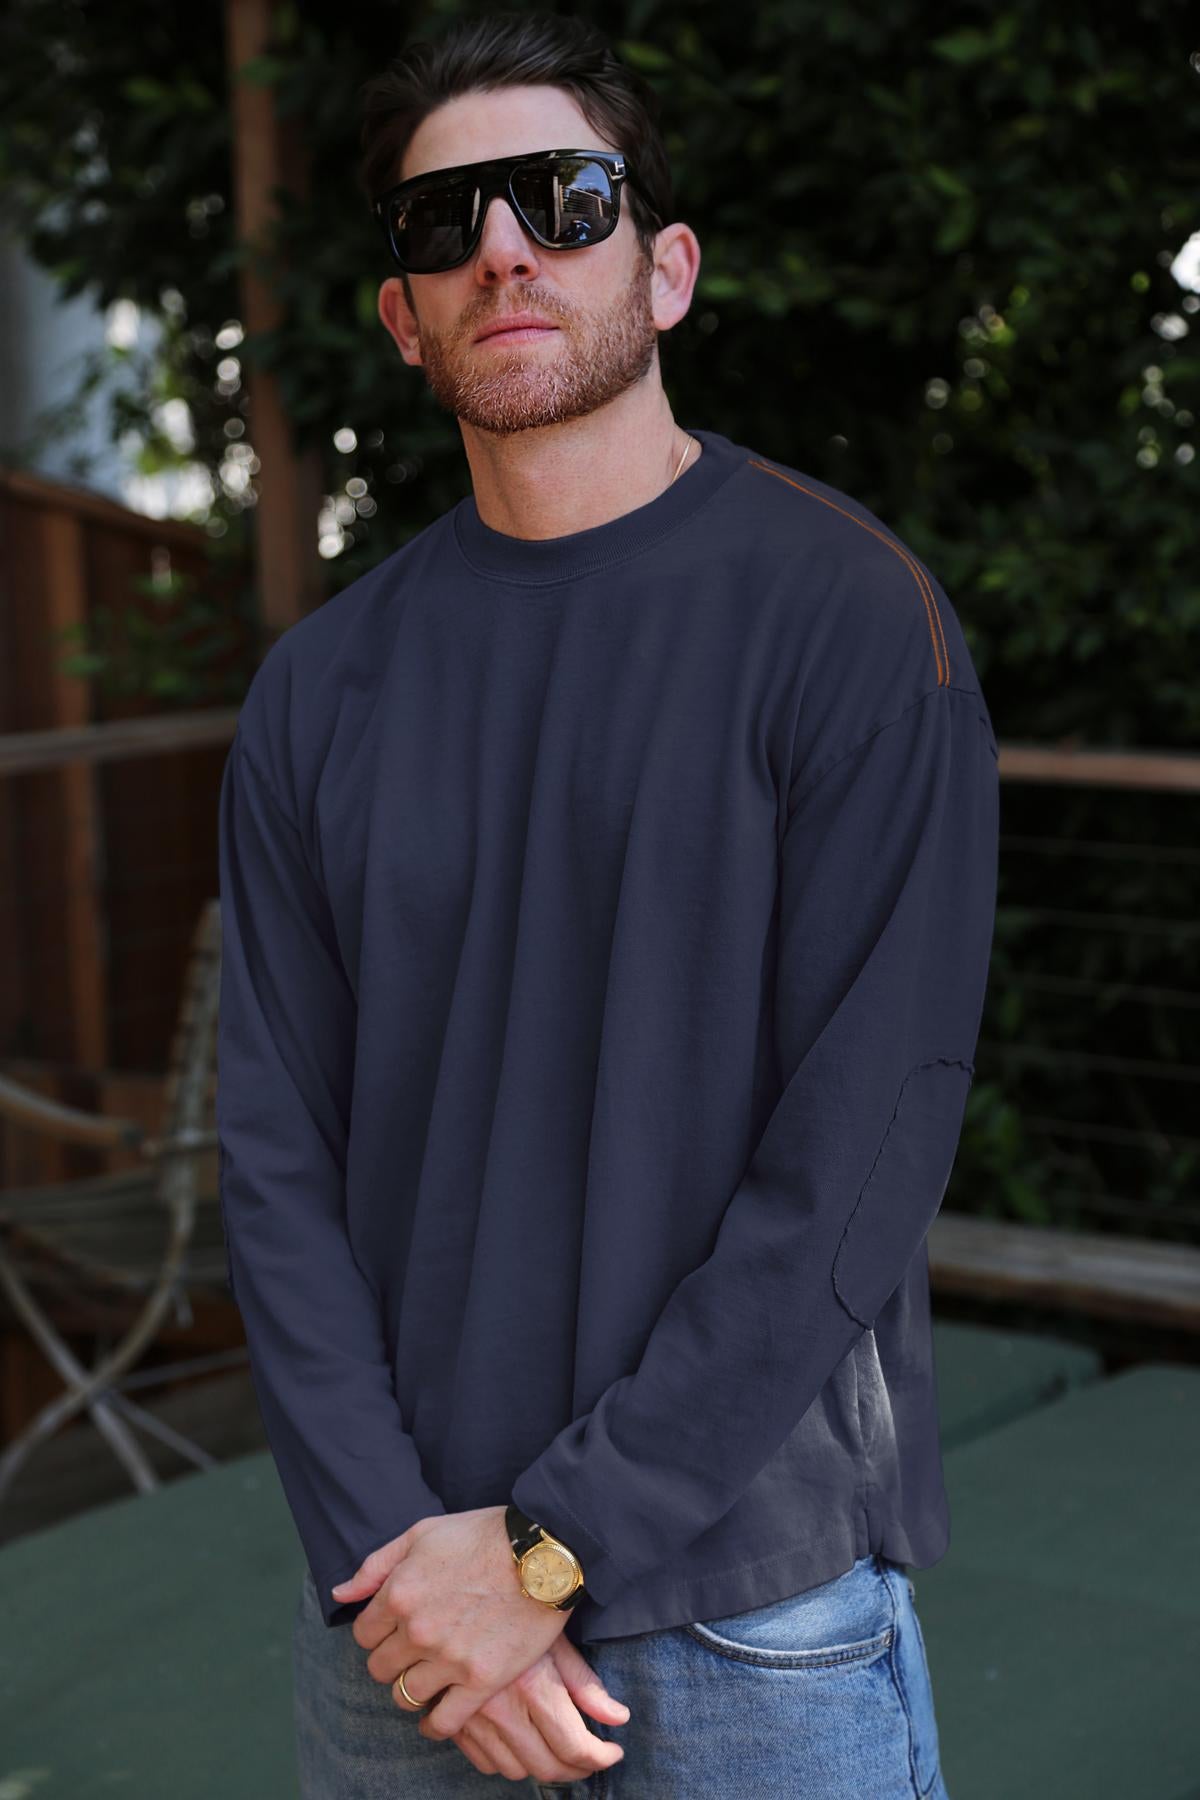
[
  {"x1": 0, "y1": 482, "x2": 108, "y2": 1084},
  {"x1": 225, "y1": 0, "x2": 325, "y2": 637},
  {"x1": 40, "y1": 509, "x2": 108, "y2": 1074}
]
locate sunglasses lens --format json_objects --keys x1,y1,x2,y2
[
  {"x1": 511, "y1": 156, "x2": 617, "y2": 247},
  {"x1": 386, "y1": 155, "x2": 619, "y2": 272},
  {"x1": 389, "y1": 180, "x2": 472, "y2": 273}
]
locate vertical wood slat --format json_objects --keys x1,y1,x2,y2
[
  {"x1": 0, "y1": 463, "x2": 251, "y2": 1123},
  {"x1": 39, "y1": 509, "x2": 108, "y2": 1075},
  {"x1": 224, "y1": 0, "x2": 325, "y2": 637},
  {"x1": 0, "y1": 483, "x2": 26, "y2": 1058}
]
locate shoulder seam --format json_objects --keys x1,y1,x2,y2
[
  {"x1": 788, "y1": 682, "x2": 987, "y2": 818},
  {"x1": 747, "y1": 459, "x2": 950, "y2": 686}
]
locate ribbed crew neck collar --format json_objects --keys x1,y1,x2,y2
[{"x1": 452, "y1": 427, "x2": 746, "y2": 586}]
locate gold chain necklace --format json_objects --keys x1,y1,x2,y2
[{"x1": 670, "y1": 433, "x2": 697, "y2": 484}]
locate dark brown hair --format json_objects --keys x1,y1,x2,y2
[{"x1": 357, "y1": 10, "x2": 674, "y2": 276}]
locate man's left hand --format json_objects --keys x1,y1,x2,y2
[{"x1": 329, "y1": 1504, "x2": 573, "y2": 1738}]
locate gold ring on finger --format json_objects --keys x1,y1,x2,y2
[{"x1": 393, "y1": 1664, "x2": 422, "y2": 1708}]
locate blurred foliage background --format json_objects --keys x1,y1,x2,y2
[{"x1": 1, "y1": 0, "x2": 1198, "y2": 1250}]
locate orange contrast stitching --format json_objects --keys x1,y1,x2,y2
[{"x1": 746, "y1": 459, "x2": 950, "y2": 685}]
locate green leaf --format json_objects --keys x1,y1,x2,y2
[
  {"x1": 862, "y1": 81, "x2": 911, "y2": 119},
  {"x1": 356, "y1": 276, "x2": 381, "y2": 328},
  {"x1": 835, "y1": 296, "x2": 887, "y2": 328},
  {"x1": 935, "y1": 197, "x2": 977, "y2": 252},
  {"x1": 122, "y1": 76, "x2": 169, "y2": 106},
  {"x1": 925, "y1": 164, "x2": 972, "y2": 201},
  {"x1": 614, "y1": 39, "x2": 674, "y2": 72},
  {"x1": 695, "y1": 272, "x2": 745, "y2": 300},
  {"x1": 929, "y1": 28, "x2": 1000, "y2": 64},
  {"x1": 235, "y1": 54, "x2": 289, "y2": 86}
]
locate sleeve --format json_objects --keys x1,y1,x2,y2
[
  {"x1": 511, "y1": 681, "x2": 999, "y2": 1605},
  {"x1": 216, "y1": 725, "x2": 445, "y2": 1627}
]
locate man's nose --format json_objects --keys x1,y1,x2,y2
[{"x1": 472, "y1": 192, "x2": 545, "y2": 276}]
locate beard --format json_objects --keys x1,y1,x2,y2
[{"x1": 413, "y1": 249, "x2": 659, "y2": 436}]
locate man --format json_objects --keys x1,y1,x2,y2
[{"x1": 216, "y1": 12, "x2": 996, "y2": 1796}]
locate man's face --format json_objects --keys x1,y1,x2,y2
[{"x1": 379, "y1": 84, "x2": 662, "y2": 436}]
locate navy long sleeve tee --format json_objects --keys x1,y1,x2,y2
[{"x1": 215, "y1": 425, "x2": 999, "y2": 1646}]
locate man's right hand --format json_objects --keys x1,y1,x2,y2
[{"x1": 440, "y1": 1630, "x2": 630, "y2": 1783}]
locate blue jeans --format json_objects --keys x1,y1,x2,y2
[{"x1": 292, "y1": 1551, "x2": 950, "y2": 1798}]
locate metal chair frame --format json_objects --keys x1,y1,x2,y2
[{"x1": 0, "y1": 898, "x2": 232, "y2": 1509}]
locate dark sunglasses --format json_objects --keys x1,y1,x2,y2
[{"x1": 372, "y1": 148, "x2": 663, "y2": 275}]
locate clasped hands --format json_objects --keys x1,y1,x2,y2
[{"x1": 330, "y1": 1504, "x2": 629, "y2": 1785}]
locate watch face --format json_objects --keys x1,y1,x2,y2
[{"x1": 521, "y1": 1542, "x2": 578, "y2": 1603}]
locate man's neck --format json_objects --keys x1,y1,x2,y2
[{"x1": 460, "y1": 397, "x2": 694, "y2": 542}]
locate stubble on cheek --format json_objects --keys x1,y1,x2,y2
[{"x1": 414, "y1": 267, "x2": 659, "y2": 437}]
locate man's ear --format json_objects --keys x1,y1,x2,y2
[
  {"x1": 378, "y1": 276, "x2": 424, "y2": 367},
  {"x1": 648, "y1": 221, "x2": 701, "y2": 336}
]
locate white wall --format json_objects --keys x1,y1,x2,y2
[{"x1": 0, "y1": 227, "x2": 138, "y2": 502}]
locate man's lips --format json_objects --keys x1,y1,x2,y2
[{"x1": 473, "y1": 320, "x2": 561, "y2": 345}]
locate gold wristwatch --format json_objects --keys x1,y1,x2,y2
[{"x1": 505, "y1": 1501, "x2": 587, "y2": 1610}]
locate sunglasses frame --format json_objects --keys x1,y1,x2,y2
[{"x1": 372, "y1": 148, "x2": 664, "y2": 275}]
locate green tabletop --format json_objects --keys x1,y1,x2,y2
[
  {"x1": 914, "y1": 1362, "x2": 1200, "y2": 1800},
  {"x1": 931, "y1": 1317, "x2": 1103, "y2": 1450},
  {"x1": 0, "y1": 1451, "x2": 302, "y2": 1798},
  {"x1": 0, "y1": 1329, "x2": 1190, "y2": 1799}
]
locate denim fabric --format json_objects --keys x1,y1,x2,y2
[{"x1": 292, "y1": 1551, "x2": 949, "y2": 1798}]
